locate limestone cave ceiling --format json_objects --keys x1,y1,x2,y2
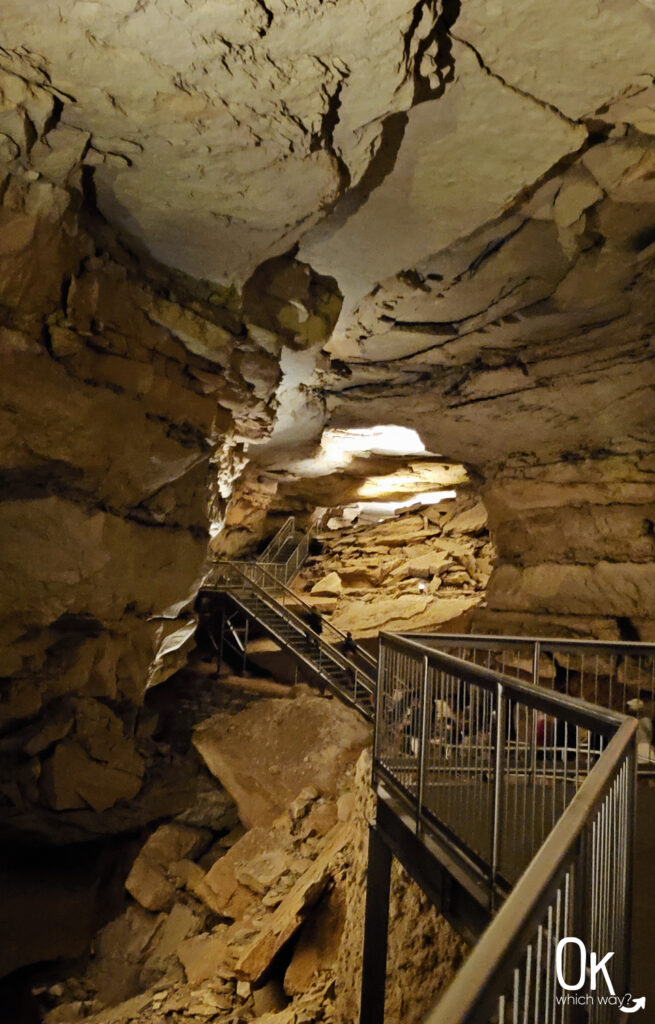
[
  {"x1": 2, "y1": 0, "x2": 655, "y2": 483},
  {"x1": 1, "y1": 0, "x2": 655, "y2": 699}
]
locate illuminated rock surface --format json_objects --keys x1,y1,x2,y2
[{"x1": 1, "y1": 0, "x2": 655, "y2": 1017}]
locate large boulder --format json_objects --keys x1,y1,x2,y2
[{"x1": 193, "y1": 695, "x2": 370, "y2": 828}]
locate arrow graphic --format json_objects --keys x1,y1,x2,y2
[{"x1": 621, "y1": 996, "x2": 646, "y2": 1014}]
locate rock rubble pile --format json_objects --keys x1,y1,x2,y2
[
  {"x1": 40, "y1": 692, "x2": 464, "y2": 1024},
  {"x1": 293, "y1": 496, "x2": 494, "y2": 637}
]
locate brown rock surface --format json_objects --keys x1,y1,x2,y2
[
  {"x1": 125, "y1": 823, "x2": 212, "y2": 912},
  {"x1": 193, "y1": 695, "x2": 371, "y2": 828},
  {"x1": 235, "y1": 821, "x2": 353, "y2": 983},
  {"x1": 284, "y1": 886, "x2": 346, "y2": 996},
  {"x1": 0, "y1": 125, "x2": 285, "y2": 834},
  {"x1": 474, "y1": 456, "x2": 655, "y2": 637},
  {"x1": 40, "y1": 742, "x2": 463, "y2": 1024},
  {"x1": 293, "y1": 497, "x2": 495, "y2": 638}
]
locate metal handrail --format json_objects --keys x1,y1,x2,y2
[
  {"x1": 285, "y1": 528, "x2": 311, "y2": 584},
  {"x1": 405, "y1": 632, "x2": 655, "y2": 657},
  {"x1": 254, "y1": 517, "x2": 315, "y2": 585},
  {"x1": 373, "y1": 633, "x2": 636, "y2": 1024},
  {"x1": 211, "y1": 557, "x2": 378, "y2": 671},
  {"x1": 426, "y1": 718, "x2": 637, "y2": 1023},
  {"x1": 404, "y1": 631, "x2": 655, "y2": 769},
  {"x1": 208, "y1": 560, "x2": 376, "y2": 713},
  {"x1": 257, "y1": 516, "x2": 296, "y2": 563},
  {"x1": 219, "y1": 559, "x2": 377, "y2": 675},
  {"x1": 384, "y1": 633, "x2": 624, "y2": 734}
]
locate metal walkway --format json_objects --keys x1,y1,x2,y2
[
  {"x1": 204, "y1": 521, "x2": 647, "y2": 1022},
  {"x1": 362, "y1": 633, "x2": 638, "y2": 1024},
  {"x1": 407, "y1": 632, "x2": 655, "y2": 769},
  {"x1": 203, "y1": 518, "x2": 376, "y2": 718}
]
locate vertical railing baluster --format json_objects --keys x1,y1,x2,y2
[
  {"x1": 533, "y1": 639, "x2": 541, "y2": 689},
  {"x1": 416, "y1": 654, "x2": 431, "y2": 834},
  {"x1": 623, "y1": 737, "x2": 637, "y2": 997},
  {"x1": 491, "y1": 681, "x2": 506, "y2": 908},
  {"x1": 373, "y1": 642, "x2": 385, "y2": 768}
]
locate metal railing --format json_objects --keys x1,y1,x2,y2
[
  {"x1": 286, "y1": 528, "x2": 312, "y2": 584},
  {"x1": 209, "y1": 556, "x2": 377, "y2": 673},
  {"x1": 207, "y1": 559, "x2": 376, "y2": 715},
  {"x1": 258, "y1": 516, "x2": 296, "y2": 563},
  {"x1": 252, "y1": 516, "x2": 313, "y2": 586},
  {"x1": 373, "y1": 634, "x2": 636, "y2": 1024},
  {"x1": 428, "y1": 719, "x2": 636, "y2": 1024},
  {"x1": 403, "y1": 633, "x2": 655, "y2": 769}
]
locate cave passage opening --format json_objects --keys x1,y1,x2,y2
[{"x1": 245, "y1": 422, "x2": 496, "y2": 644}]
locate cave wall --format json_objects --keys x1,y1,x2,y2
[
  {"x1": 321, "y1": 124, "x2": 655, "y2": 639},
  {"x1": 292, "y1": 496, "x2": 494, "y2": 638},
  {"x1": 477, "y1": 454, "x2": 655, "y2": 640},
  {"x1": 0, "y1": 64, "x2": 295, "y2": 820}
]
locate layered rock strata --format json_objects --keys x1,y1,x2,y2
[
  {"x1": 0, "y1": 82, "x2": 278, "y2": 828},
  {"x1": 477, "y1": 456, "x2": 655, "y2": 640},
  {"x1": 318, "y1": 120, "x2": 655, "y2": 636},
  {"x1": 0, "y1": 47, "x2": 350, "y2": 832},
  {"x1": 292, "y1": 496, "x2": 494, "y2": 638}
]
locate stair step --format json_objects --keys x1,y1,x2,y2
[{"x1": 223, "y1": 587, "x2": 374, "y2": 721}]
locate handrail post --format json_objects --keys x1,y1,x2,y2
[
  {"x1": 624, "y1": 737, "x2": 637, "y2": 996},
  {"x1": 416, "y1": 654, "x2": 430, "y2": 835},
  {"x1": 360, "y1": 820, "x2": 392, "y2": 1024},
  {"x1": 532, "y1": 639, "x2": 541, "y2": 688},
  {"x1": 529, "y1": 641, "x2": 541, "y2": 782},
  {"x1": 490, "y1": 681, "x2": 506, "y2": 911},
  {"x1": 242, "y1": 618, "x2": 249, "y2": 675},
  {"x1": 373, "y1": 643, "x2": 385, "y2": 767}
]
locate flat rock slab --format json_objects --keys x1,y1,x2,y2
[
  {"x1": 235, "y1": 822, "x2": 354, "y2": 983},
  {"x1": 193, "y1": 696, "x2": 370, "y2": 828}
]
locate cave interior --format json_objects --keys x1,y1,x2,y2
[{"x1": 1, "y1": 0, "x2": 655, "y2": 1021}]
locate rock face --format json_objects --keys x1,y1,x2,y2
[
  {"x1": 1, "y1": 0, "x2": 654, "y2": 665},
  {"x1": 0, "y1": 65, "x2": 296, "y2": 828},
  {"x1": 2, "y1": 0, "x2": 655, "y2": 812},
  {"x1": 315, "y1": 118, "x2": 655, "y2": 635},
  {"x1": 0, "y1": 212, "x2": 273, "y2": 821},
  {"x1": 193, "y1": 695, "x2": 371, "y2": 827},
  {"x1": 292, "y1": 497, "x2": 495, "y2": 638},
  {"x1": 42, "y1": 738, "x2": 464, "y2": 1024},
  {"x1": 1, "y1": 0, "x2": 438, "y2": 286},
  {"x1": 476, "y1": 456, "x2": 655, "y2": 640}
]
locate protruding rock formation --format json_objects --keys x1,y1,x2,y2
[
  {"x1": 293, "y1": 496, "x2": 494, "y2": 637},
  {"x1": 41, "y1": 692, "x2": 464, "y2": 1024},
  {"x1": 3, "y1": 0, "x2": 655, "y2": 1014}
]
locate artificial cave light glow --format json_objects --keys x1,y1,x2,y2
[
  {"x1": 391, "y1": 489, "x2": 456, "y2": 510},
  {"x1": 320, "y1": 425, "x2": 426, "y2": 461},
  {"x1": 346, "y1": 488, "x2": 457, "y2": 523}
]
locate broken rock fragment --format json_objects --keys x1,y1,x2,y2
[
  {"x1": 235, "y1": 822, "x2": 354, "y2": 984},
  {"x1": 125, "y1": 823, "x2": 212, "y2": 912}
]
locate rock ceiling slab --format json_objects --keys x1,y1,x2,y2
[
  {"x1": 299, "y1": 41, "x2": 585, "y2": 317},
  {"x1": 2, "y1": 0, "x2": 419, "y2": 283}
]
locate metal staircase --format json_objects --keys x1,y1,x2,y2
[
  {"x1": 256, "y1": 515, "x2": 304, "y2": 571},
  {"x1": 203, "y1": 518, "x2": 376, "y2": 718}
]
